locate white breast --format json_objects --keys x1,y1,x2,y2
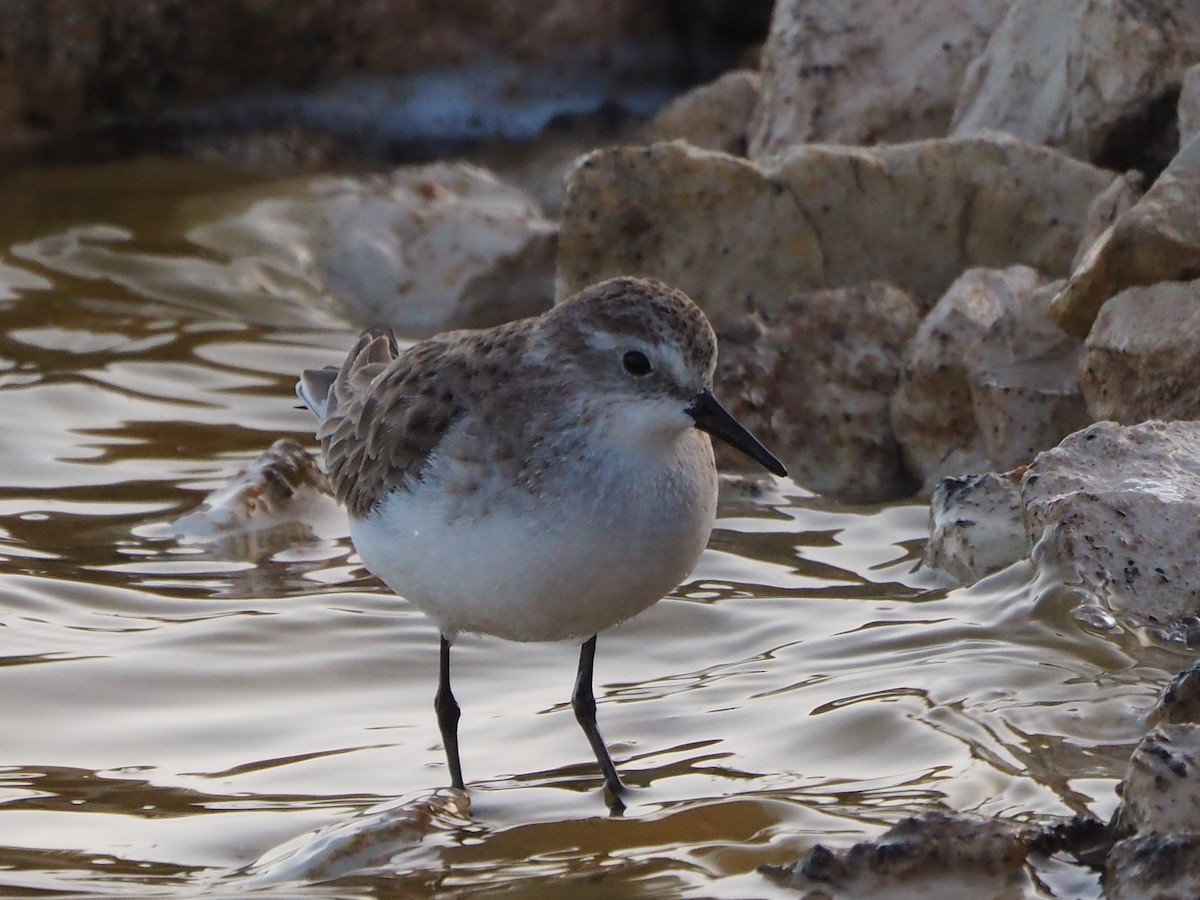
[{"x1": 349, "y1": 429, "x2": 717, "y2": 643}]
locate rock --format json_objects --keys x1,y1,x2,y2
[
  {"x1": 1023, "y1": 421, "x2": 1200, "y2": 631},
  {"x1": 1071, "y1": 170, "x2": 1144, "y2": 270},
  {"x1": 558, "y1": 137, "x2": 1115, "y2": 326},
  {"x1": 1050, "y1": 134, "x2": 1200, "y2": 337},
  {"x1": 192, "y1": 162, "x2": 556, "y2": 337},
  {"x1": 161, "y1": 438, "x2": 341, "y2": 549},
  {"x1": 1106, "y1": 833, "x2": 1200, "y2": 900},
  {"x1": 927, "y1": 421, "x2": 1200, "y2": 636},
  {"x1": 1149, "y1": 663, "x2": 1200, "y2": 727},
  {"x1": 713, "y1": 282, "x2": 920, "y2": 502},
  {"x1": 1181, "y1": 65, "x2": 1200, "y2": 146},
  {"x1": 748, "y1": 0, "x2": 1007, "y2": 157},
  {"x1": 952, "y1": 0, "x2": 1198, "y2": 171},
  {"x1": 643, "y1": 69, "x2": 760, "y2": 156},
  {"x1": 926, "y1": 470, "x2": 1028, "y2": 582},
  {"x1": 890, "y1": 266, "x2": 1089, "y2": 493},
  {"x1": 241, "y1": 789, "x2": 471, "y2": 886},
  {"x1": 0, "y1": 0, "x2": 707, "y2": 162},
  {"x1": 762, "y1": 812, "x2": 1033, "y2": 898},
  {"x1": 1115, "y1": 725, "x2": 1200, "y2": 835},
  {"x1": 1081, "y1": 279, "x2": 1200, "y2": 424}
]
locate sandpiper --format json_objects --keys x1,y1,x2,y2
[{"x1": 297, "y1": 276, "x2": 785, "y2": 808}]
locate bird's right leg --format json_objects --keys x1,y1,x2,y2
[{"x1": 435, "y1": 634, "x2": 465, "y2": 790}]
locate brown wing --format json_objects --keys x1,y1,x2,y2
[{"x1": 315, "y1": 327, "x2": 468, "y2": 517}]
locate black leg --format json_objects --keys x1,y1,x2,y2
[
  {"x1": 572, "y1": 634, "x2": 625, "y2": 807},
  {"x1": 435, "y1": 635, "x2": 464, "y2": 790}
]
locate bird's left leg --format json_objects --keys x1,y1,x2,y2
[
  {"x1": 572, "y1": 634, "x2": 625, "y2": 809},
  {"x1": 435, "y1": 634, "x2": 465, "y2": 790}
]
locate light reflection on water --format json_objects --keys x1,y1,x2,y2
[{"x1": 0, "y1": 159, "x2": 1188, "y2": 897}]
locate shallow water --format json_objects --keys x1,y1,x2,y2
[{"x1": 0, "y1": 158, "x2": 1190, "y2": 898}]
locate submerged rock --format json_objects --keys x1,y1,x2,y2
[
  {"x1": 713, "y1": 282, "x2": 920, "y2": 502},
  {"x1": 1081, "y1": 279, "x2": 1200, "y2": 424},
  {"x1": 928, "y1": 421, "x2": 1200, "y2": 636},
  {"x1": 558, "y1": 137, "x2": 1114, "y2": 326},
  {"x1": 762, "y1": 812, "x2": 1033, "y2": 898},
  {"x1": 952, "y1": 0, "x2": 1198, "y2": 171},
  {"x1": 1051, "y1": 134, "x2": 1200, "y2": 337},
  {"x1": 926, "y1": 470, "x2": 1028, "y2": 583},
  {"x1": 891, "y1": 266, "x2": 1089, "y2": 493},
  {"x1": 749, "y1": 0, "x2": 1007, "y2": 156},
  {"x1": 193, "y1": 162, "x2": 556, "y2": 337},
  {"x1": 1023, "y1": 421, "x2": 1200, "y2": 630},
  {"x1": 238, "y1": 788, "x2": 471, "y2": 887}
]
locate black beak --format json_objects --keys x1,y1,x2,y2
[{"x1": 687, "y1": 390, "x2": 787, "y2": 477}]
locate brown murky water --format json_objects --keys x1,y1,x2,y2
[{"x1": 0, "y1": 158, "x2": 1190, "y2": 898}]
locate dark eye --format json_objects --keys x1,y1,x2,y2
[{"x1": 622, "y1": 350, "x2": 652, "y2": 376}]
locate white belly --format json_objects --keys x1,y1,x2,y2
[{"x1": 349, "y1": 433, "x2": 717, "y2": 642}]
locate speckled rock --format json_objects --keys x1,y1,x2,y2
[
  {"x1": 1081, "y1": 279, "x2": 1200, "y2": 424},
  {"x1": 926, "y1": 470, "x2": 1028, "y2": 582},
  {"x1": 762, "y1": 812, "x2": 1033, "y2": 898},
  {"x1": 1115, "y1": 725, "x2": 1200, "y2": 835},
  {"x1": 951, "y1": 0, "x2": 1200, "y2": 170},
  {"x1": 926, "y1": 421, "x2": 1200, "y2": 634},
  {"x1": 713, "y1": 282, "x2": 920, "y2": 502},
  {"x1": 890, "y1": 266, "x2": 1089, "y2": 493},
  {"x1": 1148, "y1": 662, "x2": 1200, "y2": 727},
  {"x1": 1106, "y1": 832, "x2": 1200, "y2": 900},
  {"x1": 192, "y1": 162, "x2": 556, "y2": 337},
  {"x1": 1051, "y1": 135, "x2": 1200, "y2": 337},
  {"x1": 558, "y1": 137, "x2": 1115, "y2": 325},
  {"x1": 643, "y1": 69, "x2": 759, "y2": 156},
  {"x1": 748, "y1": 0, "x2": 1007, "y2": 157},
  {"x1": 1023, "y1": 421, "x2": 1200, "y2": 630}
]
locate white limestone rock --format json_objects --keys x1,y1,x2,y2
[
  {"x1": 1051, "y1": 135, "x2": 1200, "y2": 337},
  {"x1": 1116, "y1": 725, "x2": 1200, "y2": 835},
  {"x1": 1023, "y1": 421, "x2": 1200, "y2": 629},
  {"x1": 193, "y1": 163, "x2": 557, "y2": 338},
  {"x1": 927, "y1": 421, "x2": 1200, "y2": 636},
  {"x1": 1082, "y1": 279, "x2": 1200, "y2": 424},
  {"x1": 952, "y1": 0, "x2": 1200, "y2": 166},
  {"x1": 926, "y1": 471, "x2": 1029, "y2": 583},
  {"x1": 558, "y1": 137, "x2": 1114, "y2": 326},
  {"x1": 713, "y1": 282, "x2": 920, "y2": 502},
  {"x1": 749, "y1": 0, "x2": 1007, "y2": 157},
  {"x1": 891, "y1": 266, "x2": 1089, "y2": 493},
  {"x1": 643, "y1": 69, "x2": 760, "y2": 156}
]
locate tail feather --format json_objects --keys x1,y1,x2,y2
[
  {"x1": 296, "y1": 325, "x2": 399, "y2": 421},
  {"x1": 296, "y1": 367, "x2": 338, "y2": 419}
]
